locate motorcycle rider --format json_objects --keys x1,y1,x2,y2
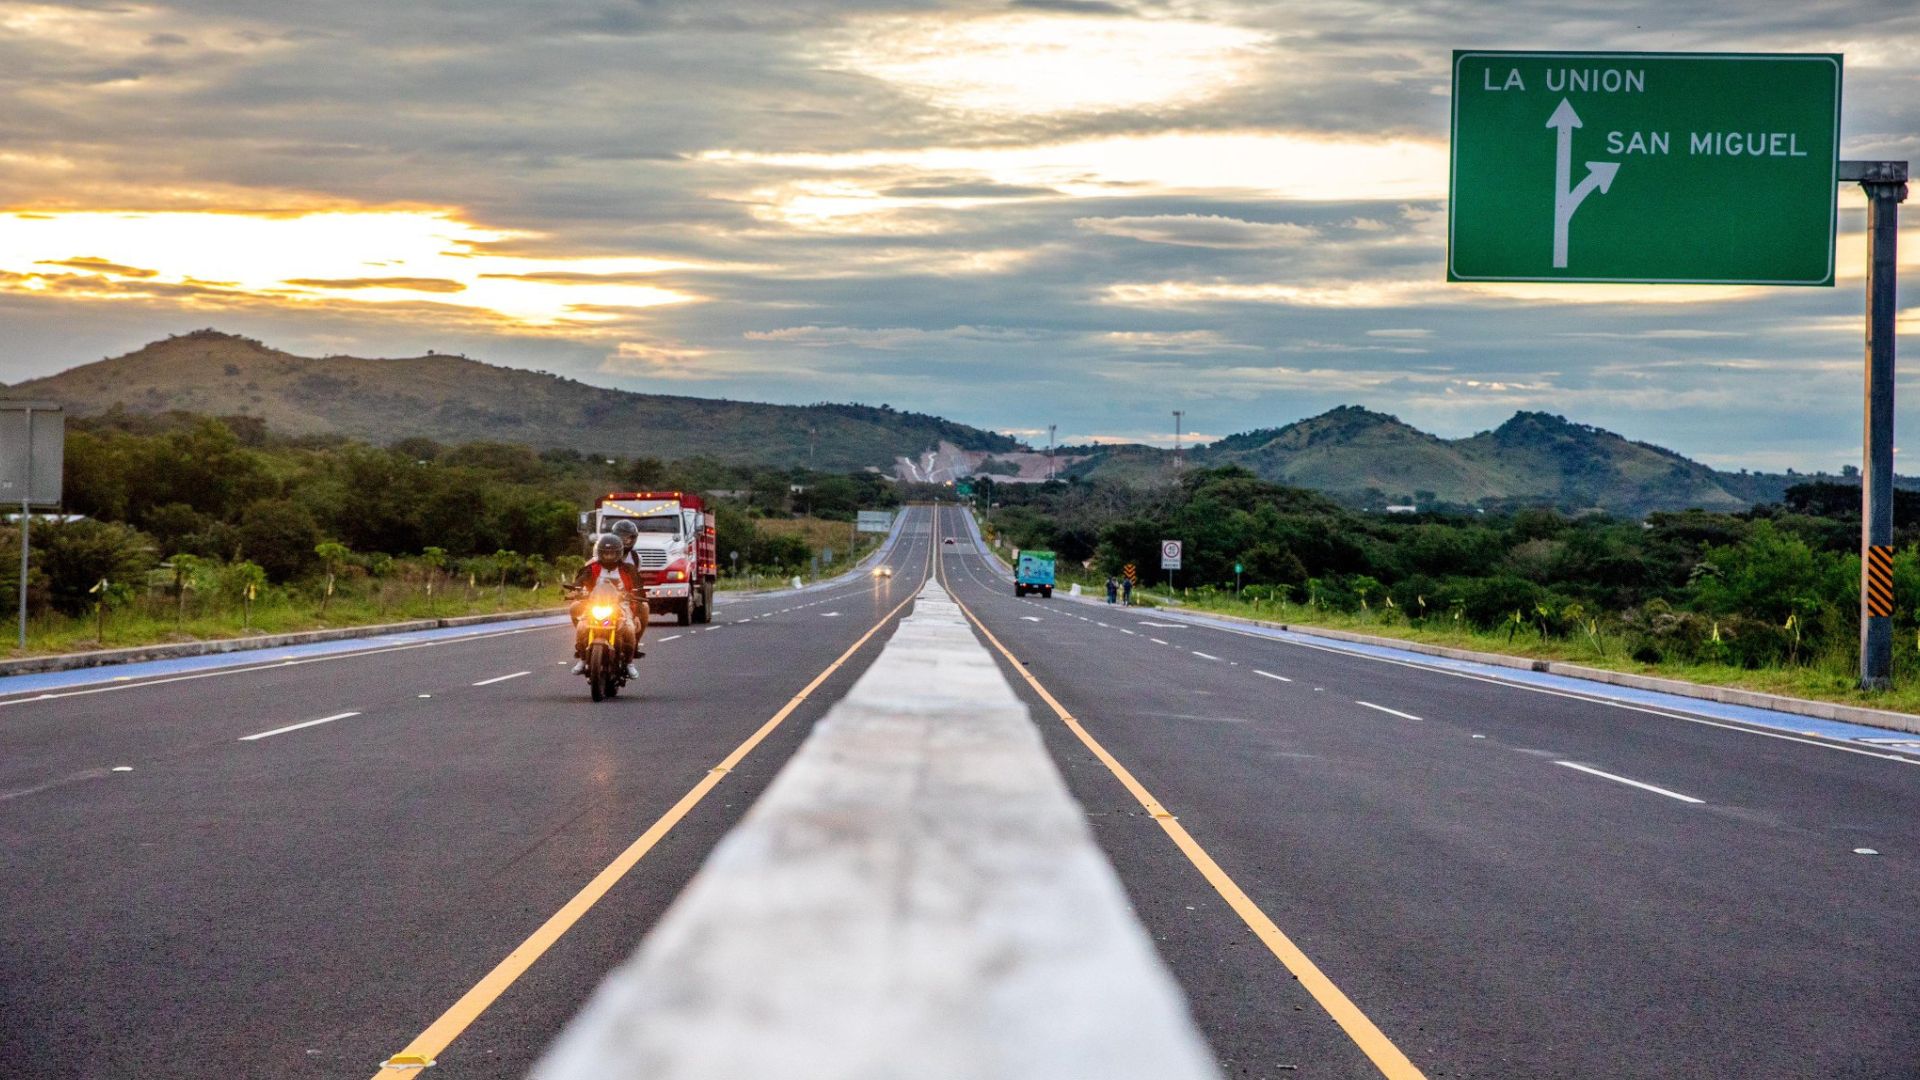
[{"x1": 569, "y1": 533, "x2": 648, "y2": 679}]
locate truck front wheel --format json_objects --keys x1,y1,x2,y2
[{"x1": 676, "y1": 599, "x2": 692, "y2": 626}]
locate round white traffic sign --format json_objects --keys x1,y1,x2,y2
[{"x1": 1160, "y1": 540, "x2": 1182, "y2": 569}]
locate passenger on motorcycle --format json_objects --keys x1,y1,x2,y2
[
  {"x1": 609, "y1": 517, "x2": 642, "y2": 570},
  {"x1": 569, "y1": 533, "x2": 648, "y2": 678}
]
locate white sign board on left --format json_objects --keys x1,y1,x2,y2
[
  {"x1": 856, "y1": 510, "x2": 895, "y2": 534},
  {"x1": 1160, "y1": 540, "x2": 1182, "y2": 570},
  {"x1": 0, "y1": 402, "x2": 63, "y2": 508}
]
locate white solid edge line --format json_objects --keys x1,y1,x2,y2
[
  {"x1": 472, "y1": 671, "x2": 531, "y2": 687},
  {"x1": 1554, "y1": 761, "x2": 1705, "y2": 804},
  {"x1": 1191, "y1": 651, "x2": 1222, "y2": 661},
  {"x1": 0, "y1": 626, "x2": 551, "y2": 710},
  {"x1": 239, "y1": 711, "x2": 361, "y2": 742},
  {"x1": 1186, "y1": 619, "x2": 1920, "y2": 768},
  {"x1": 1355, "y1": 700, "x2": 1423, "y2": 722},
  {"x1": 1254, "y1": 670, "x2": 1293, "y2": 683}
]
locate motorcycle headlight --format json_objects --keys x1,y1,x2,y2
[{"x1": 590, "y1": 604, "x2": 614, "y2": 620}]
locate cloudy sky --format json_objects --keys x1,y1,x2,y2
[{"x1": 0, "y1": 1, "x2": 1916, "y2": 469}]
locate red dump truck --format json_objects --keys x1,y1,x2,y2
[{"x1": 583, "y1": 491, "x2": 718, "y2": 625}]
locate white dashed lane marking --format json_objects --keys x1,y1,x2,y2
[
  {"x1": 1555, "y1": 761, "x2": 1704, "y2": 804},
  {"x1": 239, "y1": 712, "x2": 361, "y2": 742}
]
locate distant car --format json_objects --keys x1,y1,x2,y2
[
  {"x1": 873, "y1": 565, "x2": 894, "y2": 577},
  {"x1": 943, "y1": 537, "x2": 957, "y2": 545}
]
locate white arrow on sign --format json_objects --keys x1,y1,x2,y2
[{"x1": 1547, "y1": 98, "x2": 1621, "y2": 269}]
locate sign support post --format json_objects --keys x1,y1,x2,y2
[
  {"x1": 1, "y1": 401, "x2": 63, "y2": 652},
  {"x1": 1844, "y1": 160, "x2": 1909, "y2": 689},
  {"x1": 17, "y1": 406, "x2": 30, "y2": 650}
]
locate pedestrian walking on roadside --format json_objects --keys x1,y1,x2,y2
[
  {"x1": 1122, "y1": 576, "x2": 1133, "y2": 606},
  {"x1": 1105, "y1": 576, "x2": 1119, "y2": 604}
]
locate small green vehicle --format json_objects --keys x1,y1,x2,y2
[{"x1": 1014, "y1": 549, "x2": 1056, "y2": 598}]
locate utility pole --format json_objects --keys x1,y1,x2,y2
[
  {"x1": 1842, "y1": 160, "x2": 1908, "y2": 689},
  {"x1": 1171, "y1": 410, "x2": 1184, "y2": 474},
  {"x1": 1047, "y1": 424, "x2": 1056, "y2": 482},
  {"x1": 808, "y1": 425, "x2": 817, "y2": 472}
]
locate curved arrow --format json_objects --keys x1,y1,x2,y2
[{"x1": 1547, "y1": 98, "x2": 1620, "y2": 269}]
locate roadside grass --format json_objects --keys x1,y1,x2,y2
[
  {"x1": 10, "y1": 582, "x2": 558, "y2": 658},
  {"x1": 753, "y1": 516, "x2": 870, "y2": 553},
  {"x1": 1172, "y1": 591, "x2": 1920, "y2": 716}
]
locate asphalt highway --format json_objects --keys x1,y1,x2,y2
[
  {"x1": 6, "y1": 501, "x2": 1918, "y2": 1078},
  {"x1": 929, "y1": 503, "x2": 1920, "y2": 1079},
  {"x1": 0, "y1": 510, "x2": 935, "y2": 1079}
]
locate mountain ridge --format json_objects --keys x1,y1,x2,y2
[
  {"x1": 7, "y1": 329, "x2": 1019, "y2": 471},
  {"x1": 2, "y1": 331, "x2": 1861, "y2": 515},
  {"x1": 1064, "y1": 406, "x2": 1853, "y2": 516}
]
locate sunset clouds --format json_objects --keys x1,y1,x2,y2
[{"x1": 0, "y1": 0, "x2": 1916, "y2": 467}]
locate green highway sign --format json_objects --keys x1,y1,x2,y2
[{"x1": 1449, "y1": 51, "x2": 1841, "y2": 285}]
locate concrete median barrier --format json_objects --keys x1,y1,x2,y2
[{"x1": 531, "y1": 580, "x2": 1221, "y2": 1080}]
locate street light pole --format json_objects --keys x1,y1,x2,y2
[
  {"x1": 1172, "y1": 410, "x2": 1184, "y2": 474},
  {"x1": 1842, "y1": 160, "x2": 1908, "y2": 689}
]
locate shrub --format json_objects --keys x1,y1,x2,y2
[{"x1": 33, "y1": 520, "x2": 158, "y2": 616}]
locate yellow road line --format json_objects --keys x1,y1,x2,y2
[
  {"x1": 372, "y1": 512, "x2": 934, "y2": 1076},
  {"x1": 932, "y1": 507, "x2": 1425, "y2": 1080}
]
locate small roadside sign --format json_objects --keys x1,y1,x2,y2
[
  {"x1": 855, "y1": 510, "x2": 893, "y2": 534},
  {"x1": 1160, "y1": 541, "x2": 1182, "y2": 570},
  {"x1": 1123, "y1": 563, "x2": 1137, "y2": 583},
  {"x1": 1449, "y1": 51, "x2": 1841, "y2": 284}
]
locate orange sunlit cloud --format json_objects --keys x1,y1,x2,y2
[{"x1": 0, "y1": 209, "x2": 701, "y2": 326}]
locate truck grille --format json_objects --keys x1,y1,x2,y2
[{"x1": 636, "y1": 550, "x2": 669, "y2": 569}]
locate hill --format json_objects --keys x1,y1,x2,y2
[
  {"x1": 1070, "y1": 407, "x2": 1848, "y2": 516},
  {"x1": 9, "y1": 330, "x2": 1020, "y2": 470}
]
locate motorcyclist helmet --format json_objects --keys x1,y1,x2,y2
[
  {"x1": 594, "y1": 533, "x2": 624, "y2": 566},
  {"x1": 610, "y1": 518, "x2": 640, "y2": 549}
]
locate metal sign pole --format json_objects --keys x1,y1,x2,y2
[
  {"x1": 1843, "y1": 160, "x2": 1909, "y2": 689},
  {"x1": 18, "y1": 406, "x2": 30, "y2": 650}
]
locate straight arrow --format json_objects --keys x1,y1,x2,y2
[{"x1": 1547, "y1": 98, "x2": 1620, "y2": 269}]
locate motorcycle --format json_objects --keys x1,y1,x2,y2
[{"x1": 568, "y1": 578, "x2": 637, "y2": 702}]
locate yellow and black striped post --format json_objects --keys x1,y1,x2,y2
[{"x1": 1866, "y1": 546, "x2": 1895, "y2": 619}]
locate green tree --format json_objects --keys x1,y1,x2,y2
[
  {"x1": 237, "y1": 501, "x2": 323, "y2": 581},
  {"x1": 36, "y1": 520, "x2": 157, "y2": 616},
  {"x1": 315, "y1": 541, "x2": 351, "y2": 615}
]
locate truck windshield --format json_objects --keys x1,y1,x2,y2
[{"x1": 630, "y1": 516, "x2": 679, "y2": 534}]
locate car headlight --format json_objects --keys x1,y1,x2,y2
[{"x1": 590, "y1": 604, "x2": 614, "y2": 620}]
